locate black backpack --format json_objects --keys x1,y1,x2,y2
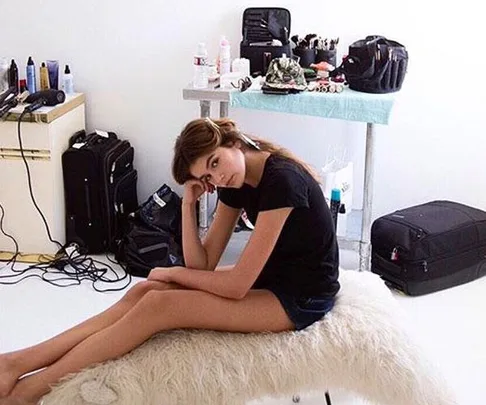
[
  {"x1": 332, "y1": 35, "x2": 408, "y2": 94},
  {"x1": 137, "y1": 184, "x2": 182, "y2": 245},
  {"x1": 116, "y1": 184, "x2": 184, "y2": 278},
  {"x1": 117, "y1": 217, "x2": 184, "y2": 278}
]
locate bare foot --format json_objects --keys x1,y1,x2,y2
[
  {"x1": 0, "y1": 397, "x2": 37, "y2": 405},
  {"x1": 8, "y1": 374, "x2": 48, "y2": 405},
  {"x1": 0, "y1": 355, "x2": 21, "y2": 398}
]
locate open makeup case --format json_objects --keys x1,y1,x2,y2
[{"x1": 240, "y1": 7, "x2": 292, "y2": 76}]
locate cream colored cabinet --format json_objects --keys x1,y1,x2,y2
[{"x1": 0, "y1": 94, "x2": 86, "y2": 261}]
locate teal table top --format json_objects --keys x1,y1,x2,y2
[{"x1": 230, "y1": 88, "x2": 395, "y2": 125}]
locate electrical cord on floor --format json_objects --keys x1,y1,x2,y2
[
  {"x1": 0, "y1": 111, "x2": 132, "y2": 292},
  {"x1": 16, "y1": 110, "x2": 63, "y2": 250},
  {"x1": 0, "y1": 202, "x2": 19, "y2": 270}
]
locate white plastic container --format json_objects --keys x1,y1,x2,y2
[
  {"x1": 218, "y1": 36, "x2": 231, "y2": 76},
  {"x1": 220, "y1": 72, "x2": 244, "y2": 89},
  {"x1": 231, "y1": 58, "x2": 250, "y2": 77},
  {"x1": 193, "y1": 42, "x2": 208, "y2": 89}
]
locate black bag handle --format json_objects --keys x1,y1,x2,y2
[
  {"x1": 364, "y1": 35, "x2": 387, "y2": 46},
  {"x1": 364, "y1": 35, "x2": 406, "y2": 51}
]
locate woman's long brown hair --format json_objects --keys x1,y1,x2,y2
[{"x1": 172, "y1": 118, "x2": 318, "y2": 185}]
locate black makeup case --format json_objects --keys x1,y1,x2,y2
[
  {"x1": 240, "y1": 7, "x2": 292, "y2": 76},
  {"x1": 331, "y1": 35, "x2": 408, "y2": 94}
]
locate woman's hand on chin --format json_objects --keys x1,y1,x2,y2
[{"x1": 183, "y1": 179, "x2": 215, "y2": 205}]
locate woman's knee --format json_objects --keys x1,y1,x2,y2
[
  {"x1": 136, "y1": 290, "x2": 179, "y2": 318},
  {"x1": 123, "y1": 280, "x2": 173, "y2": 303}
]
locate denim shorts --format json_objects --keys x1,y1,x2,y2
[{"x1": 267, "y1": 286, "x2": 335, "y2": 331}]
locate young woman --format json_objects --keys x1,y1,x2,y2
[{"x1": 0, "y1": 118, "x2": 339, "y2": 404}]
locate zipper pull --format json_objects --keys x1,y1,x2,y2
[
  {"x1": 422, "y1": 261, "x2": 428, "y2": 272},
  {"x1": 391, "y1": 247, "x2": 399, "y2": 261},
  {"x1": 110, "y1": 162, "x2": 116, "y2": 184}
]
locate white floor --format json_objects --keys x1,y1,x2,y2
[{"x1": 1, "y1": 240, "x2": 485, "y2": 405}]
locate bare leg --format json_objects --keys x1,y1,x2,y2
[
  {"x1": 9, "y1": 289, "x2": 293, "y2": 403},
  {"x1": 0, "y1": 280, "x2": 182, "y2": 398}
]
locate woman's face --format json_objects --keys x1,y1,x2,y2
[{"x1": 190, "y1": 144, "x2": 246, "y2": 188}]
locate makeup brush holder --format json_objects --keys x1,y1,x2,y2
[
  {"x1": 293, "y1": 48, "x2": 315, "y2": 68},
  {"x1": 316, "y1": 49, "x2": 337, "y2": 67}
]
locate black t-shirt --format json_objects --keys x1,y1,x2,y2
[{"x1": 218, "y1": 154, "x2": 340, "y2": 299}]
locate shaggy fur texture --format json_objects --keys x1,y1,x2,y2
[{"x1": 41, "y1": 271, "x2": 456, "y2": 405}]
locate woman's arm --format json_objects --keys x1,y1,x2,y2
[
  {"x1": 201, "y1": 202, "x2": 241, "y2": 270},
  {"x1": 181, "y1": 199, "x2": 208, "y2": 269},
  {"x1": 181, "y1": 180, "x2": 241, "y2": 270},
  {"x1": 149, "y1": 207, "x2": 293, "y2": 299}
]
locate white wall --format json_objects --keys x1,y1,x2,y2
[{"x1": 3, "y1": 0, "x2": 485, "y2": 219}]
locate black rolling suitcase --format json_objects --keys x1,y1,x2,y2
[
  {"x1": 62, "y1": 130, "x2": 139, "y2": 253},
  {"x1": 371, "y1": 201, "x2": 486, "y2": 295}
]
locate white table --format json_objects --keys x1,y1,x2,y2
[{"x1": 182, "y1": 83, "x2": 395, "y2": 271}]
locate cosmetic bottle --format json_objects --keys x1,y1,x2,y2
[
  {"x1": 19, "y1": 79, "x2": 27, "y2": 93},
  {"x1": 26, "y1": 56, "x2": 36, "y2": 93},
  {"x1": 8, "y1": 59, "x2": 18, "y2": 93},
  {"x1": 40, "y1": 62, "x2": 50, "y2": 90},
  {"x1": 218, "y1": 36, "x2": 231, "y2": 76},
  {"x1": 0, "y1": 58, "x2": 9, "y2": 92},
  {"x1": 62, "y1": 64, "x2": 74, "y2": 94},
  {"x1": 46, "y1": 60, "x2": 59, "y2": 90},
  {"x1": 336, "y1": 203, "x2": 347, "y2": 237},
  {"x1": 330, "y1": 188, "x2": 341, "y2": 231},
  {"x1": 193, "y1": 43, "x2": 208, "y2": 89}
]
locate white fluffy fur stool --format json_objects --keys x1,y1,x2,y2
[{"x1": 41, "y1": 271, "x2": 456, "y2": 405}]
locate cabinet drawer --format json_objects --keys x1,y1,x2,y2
[
  {"x1": 0, "y1": 158, "x2": 62, "y2": 254},
  {"x1": 0, "y1": 120, "x2": 50, "y2": 150}
]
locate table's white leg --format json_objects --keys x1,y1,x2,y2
[
  {"x1": 360, "y1": 123, "x2": 375, "y2": 271},
  {"x1": 198, "y1": 101, "x2": 211, "y2": 237},
  {"x1": 220, "y1": 101, "x2": 229, "y2": 118}
]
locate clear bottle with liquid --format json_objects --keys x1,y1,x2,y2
[{"x1": 193, "y1": 42, "x2": 208, "y2": 89}]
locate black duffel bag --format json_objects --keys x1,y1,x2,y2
[
  {"x1": 332, "y1": 35, "x2": 408, "y2": 94},
  {"x1": 371, "y1": 201, "x2": 486, "y2": 296}
]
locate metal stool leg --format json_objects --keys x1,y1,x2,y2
[{"x1": 291, "y1": 391, "x2": 331, "y2": 404}]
